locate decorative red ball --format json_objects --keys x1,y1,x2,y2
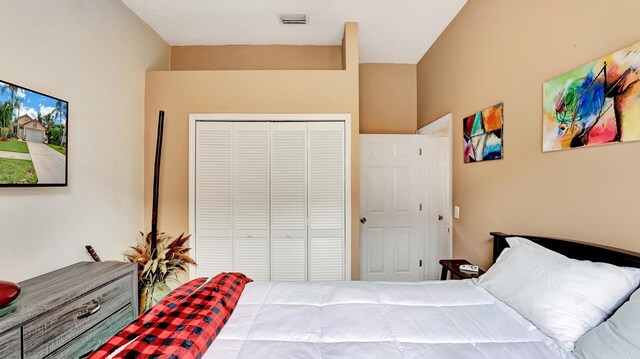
[{"x1": 0, "y1": 281, "x2": 20, "y2": 308}]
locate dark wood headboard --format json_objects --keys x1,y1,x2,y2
[{"x1": 491, "y1": 232, "x2": 640, "y2": 269}]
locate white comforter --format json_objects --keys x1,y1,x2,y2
[{"x1": 205, "y1": 280, "x2": 573, "y2": 358}]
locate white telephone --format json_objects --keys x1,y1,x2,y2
[{"x1": 459, "y1": 264, "x2": 479, "y2": 273}]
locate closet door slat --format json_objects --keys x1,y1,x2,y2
[
  {"x1": 307, "y1": 122, "x2": 345, "y2": 281},
  {"x1": 233, "y1": 122, "x2": 270, "y2": 281},
  {"x1": 270, "y1": 122, "x2": 307, "y2": 281},
  {"x1": 194, "y1": 122, "x2": 234, "y2": 278}
]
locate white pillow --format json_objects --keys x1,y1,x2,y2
[
  {"x1": 478, "y1": 237, "x2": 640, "y2": 351},
  {"x1": 574, "y1": 289, "x2": 640, "y2": 359}
]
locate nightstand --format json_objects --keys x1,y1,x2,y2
[{"x1": 439, "y1": 259, "x2": 485, "y2": 280}]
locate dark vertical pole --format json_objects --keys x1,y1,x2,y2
[{"x1": 151, "y1": 110, "x2": 165, "y2": 258}]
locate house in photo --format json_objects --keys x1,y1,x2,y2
[{"x1": 13, "y1": 114, "x2": 46, "y2": 143}]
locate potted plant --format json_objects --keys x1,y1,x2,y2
[
  {"x1": 124, "y1": 111, "x2": 197, "y2": 313},
  {"x1": 124, "y1": 232, "x2": 196, "y2": 313}
]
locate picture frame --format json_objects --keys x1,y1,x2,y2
[{"x1": 0, "y1": 79, "x2": 68, "y2": 186}]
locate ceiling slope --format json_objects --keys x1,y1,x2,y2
[{"x1": 121, "y1": 0, "x2": 466, "y2": 64}]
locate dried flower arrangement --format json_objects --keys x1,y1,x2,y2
[
  {"x1": 124, "y1": 232, "x2": 196, "y2": 312},
  {"x1": 123, "y1": 111, "x2": 198, "y2": 313}
]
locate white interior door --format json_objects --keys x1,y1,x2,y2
[
  {"x1": 431, "y1": 132, "x2": 452, "y2": 279},
  {"x1": 192, "y1": 117, "x2": 348, "y2": 282},
  {"x1": 435, "y1": 135, "x2": 452, "y2": 264},
  {"x1": 420, "y1": 117, "x2": 453, "y2": 280},
  {"x1": 360, "y1": 135, "x2": 423, "y2": 281}
]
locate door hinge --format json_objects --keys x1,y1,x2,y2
[
  {"x1": 419, "y1": 148, "x2": 422, "y2": 155},
  {"x1": 419, "y1": 203, "x2": 423, "y2": 211},
  {"x1": 419, "y1": 260, "x2": 423, "y2": 267}
]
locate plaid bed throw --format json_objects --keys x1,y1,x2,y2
[{"x1": 89, "y1": 272, "x2": 252, "y2": 359}]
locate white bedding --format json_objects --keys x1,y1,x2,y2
[{"x1": 205, "y1": 280, "x2": 573, "y2": 358}]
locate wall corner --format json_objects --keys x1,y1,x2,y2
[{"x1": 342, "y1": 22, "x2": 359, "y2": 72}]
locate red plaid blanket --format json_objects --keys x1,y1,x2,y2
[{"x1": 89, "y1": 272, "x2": 252, "y2": 359}]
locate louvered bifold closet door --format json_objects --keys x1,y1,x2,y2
[
  {"x1": 307, "y1": 122, "x2": 345, "y2": 281},
  {"x1": 194, "y1": 122, "x2": 233, "y2": 278},
  {"x1": 270, "y1": 122, "x2": 308, "y2": 281},
  {"x1": 233, "y1": 122, "x2": 271, "y2": 281}
]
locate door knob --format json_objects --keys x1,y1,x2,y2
[
  {"x1": 438, "y1": 215, "x2": 444, "y2": 221},
  {"x1": 360, "y1": 217, "x2": 367, "y2": 224}
]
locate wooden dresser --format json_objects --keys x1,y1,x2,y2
[{"x1": 0, "y1": 262, "x2": 137, "y2": 359}]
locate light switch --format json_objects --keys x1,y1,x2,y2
[{"x1": 454, "y1": 206, "x2": 460, "y2": 219}]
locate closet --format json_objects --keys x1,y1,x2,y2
[{"x1": 191, "y1": 117, "x2": 347, "y2": 281}]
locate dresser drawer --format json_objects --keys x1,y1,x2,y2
[
  {"x1": 24, "y1": 274, "x2": 133, "y2": 358},
  {"x1": 0, "y1": 327, "x2": 21, "y2": 359},
  {"x1": 48, "y1": 304, "x2": 134, "y2": 359}
]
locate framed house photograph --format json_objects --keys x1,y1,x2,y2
[{"x1": 0, "y1": 80, "x2": 68, "y2": 186}]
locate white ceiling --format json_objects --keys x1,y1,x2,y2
[{"x1": 121, "y1": 0, "x2": 467, "y2": 64}]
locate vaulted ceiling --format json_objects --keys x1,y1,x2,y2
[{"x1": 121, "y1": 0, "x2": 467, "y2": 64}]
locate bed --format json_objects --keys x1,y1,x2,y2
[
  {"x1": 205, "y1": 280, "x2": 570, "y2": 358},
  {"x1": 94, "y1": 232, "x2": 640, "y2": 359}
]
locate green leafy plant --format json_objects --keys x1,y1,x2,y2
[
  {"x1": 124, "y1": 232, "x2": 196, "y2": 312},
  {"x1": 0, "y1": 127, "x2": 10, "y2": 139}
]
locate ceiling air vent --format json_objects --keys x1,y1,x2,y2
[{"x1": 279, "y1": 14, "x2": 307, "y2": 25}]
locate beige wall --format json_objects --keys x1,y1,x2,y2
[
  {"x1": 160, "y1": 34, "x2": 417, "y2": 280},
  {"x1": 0, "y1": 0, "x2": 170, "y2": 282},
  {"x1": 172, "y1": 47, "x2": 416, "y2": 135},
  {"x1": 360, "y1": 64, "x2": 417, "y2": 134},
  {"x1": 171, "y1": 45, "x2": 342, "y2": 70},
  {"x1": 417, "y1": 0, "x2": 640, "y2": 269},
  {"x1": 145, "y1": 23, "x2": 362, "y2": 279}
]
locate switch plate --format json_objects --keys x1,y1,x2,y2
[{"x1": 454, "y1": 206, "x2": 460, "y2": 219}]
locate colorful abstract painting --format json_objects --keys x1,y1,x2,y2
[
  {"x1": 463, "y1": 103, "x2": 503, "y2": 163},
  {"x1": 543, "y1": 42, "x2": 640, "y2": 151}
]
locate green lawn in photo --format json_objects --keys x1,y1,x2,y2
[
  {"x1": 0, "y1": 138, "x2": 29, "y2": 153},
  {"x1": 47, "y1": 143, "x2": 66, "y2": 155},
  {"x1": 0, "y1": 158, "x2": 38, "y2": 184}
]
